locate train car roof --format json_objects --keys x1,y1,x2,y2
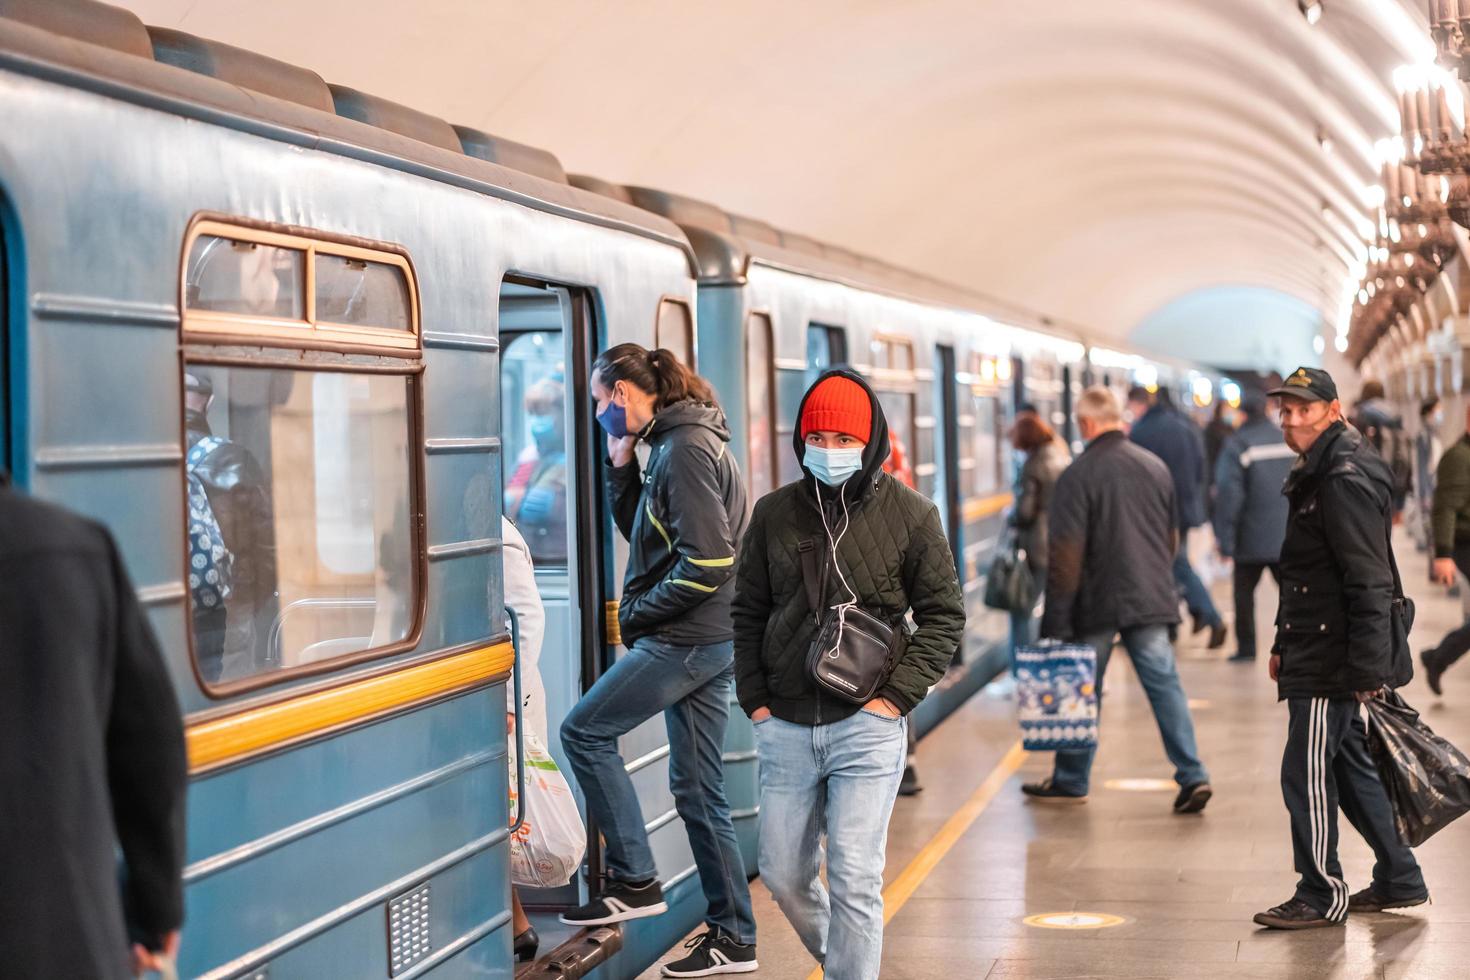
[
  {"x1": 0, "y1": 0, "x2": 695, "y2": 267},
  {"x1": 569, "y1": 177, "x2": 1092, "y2": 348}
]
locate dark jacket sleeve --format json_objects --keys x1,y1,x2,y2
[
  {"x1": 104, "y1": 533, "x2": 187, "y2": 945},
  {"x1": 881, "y1": 501, "x2": 964, "y2": 714},
  {"x1": 1321, "y1": 476, "x2": 1396, "y2": 691},
  {"x1": 1015, "y1": 456, "x2": 1043, "y2": 530},
  {"x1": 1432, "y1": 445, "x2": 1470, "y2": 559},
  {"x1": 1041, "y1": 469, "x2": 1086, "y2": 640},
  {"x1": 732, "y1": 499, "x2": 774, "y2": 716},
  {"x1": 606, "y1": 456, "x2": 643, "y2": 541},
  {"x1": 1212, "y1": 436, "x2": 1245, "y2": 558},
  {"x1": 619, "y1": 443, "x2": 740, "y2": 637}
]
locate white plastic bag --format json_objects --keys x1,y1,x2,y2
[{"x1": 508, "y1": 733, "x2": 587, "y2": 888}]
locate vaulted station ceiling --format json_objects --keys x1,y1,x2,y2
[{"x1": 117, "y1": 0, "x2": 1429, "y2": 371}]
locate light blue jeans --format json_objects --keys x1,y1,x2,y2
[
  {"x1": 754, "y1": 709, "x2": 907, "y2": 980},
  {"x1": 1051, "y1": 624, "x2": 1209, "y2": 795}
]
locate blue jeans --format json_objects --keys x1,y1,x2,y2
[
  {"x1": 1009, "y1": 607, "x2": 1037, "y2": 677},
  {"x1": 1174, "y1": 529, "x2": 1222, "y2": 627},
  {"x1": 560, "y1": 636, "x2": 756, "y2": 943},
  {"x1": 1052, "y1": 625, "x2": 1209, "y2": 795},
  {"x1": 755, "y1": 710, "x2": 907, "y2": 980}
]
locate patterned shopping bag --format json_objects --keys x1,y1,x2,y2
[{"x1": 1016, "y1": 641, "x2": 1099, "y2": 751}]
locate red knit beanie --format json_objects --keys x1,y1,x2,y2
[{"x1": 800, "y1": 377, "x2": 872, "y2": 442}]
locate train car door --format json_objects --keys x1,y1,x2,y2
[
  {"x1": 498, "y1": 278, "x2": 605, "y2": 923},
  {"x1": 935, "y1": 345, "x2": 962, "y2": 580}
]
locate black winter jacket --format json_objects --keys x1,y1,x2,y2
[
  {"x1": 1130, "y1": 403, "x2": 1208, "y2": 529},
  {"x1": 0, "y1": 477, "x2": 187, "y2": 979},
  {"x1": 1014, "y1": 439, "x2": 1070, "y2": 575},
  {"x1": 608, "y1": 400, "x2": 748, "y2": 645},
  {"x1": 1212, "y1": 415, "x2": 1294, "y2": 563},
  {"x1": 1273, "y1": 422, "x2": 1411, "y2": 699},
  {"x1": 732, "y1": 370, "x2": 965, "y2": 724},
  {"x1": 1041, "y1": 430, "x2": 1181, "y2": 640}
]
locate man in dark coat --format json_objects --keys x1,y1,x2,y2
[
  {"x1": 1024, "y1": 386, "x2": 1212, "y2": 812},
  {"x1": 1129, "y1": 386, "x2": 1228, "y2": 648},
  {"x1": 1212, "y1": 391, "x2": 1294, "y2": 662},
  {"x1": 0, "y1": 471, "x2": 188, "y2": 976},
  {"x1": 1252, "y1": 367, "x2": 1427, "y2": 931}
]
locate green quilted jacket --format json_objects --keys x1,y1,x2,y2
[{"x1": 732, "y1": 370, "x2": 965, "y2": 724}]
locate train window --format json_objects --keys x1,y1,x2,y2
[
  {"x1": 973, "y1": 393, "x2": 1000, "y2": 495},
  {"x1": 181, "y1": 363, "x2": 419, "y2": 689},
  {"x1": 873, "y1": 336, "x2": 915, "y2": 373},
  {"x1": 876, "y1": 389, "x2": 917, "y2": 489},
  {"x1": 503, "y1": 331, "x2": 568, "y2": 565},
  {"x1": 314, "y1": 253, "x2": 412, "y2": 332},
  {"x1": 746, "y1": 313, "x2": 779, "y2": 496},
  {"x1": 655, "y1": 298, "x2": 695, "y2": 366},
  {"x1": 183, "y1": 220, "x2": 419, "y2": 354},
  {"x1": 186, "y1": 234, "x2": 305, "y2": 320},
  {"x1": 806, "y1": 323, "x2": 847, "y2": 378}
]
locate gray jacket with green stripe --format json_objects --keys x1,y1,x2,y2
[{"x1": 608, "y1": 399, "x2": 748, "y2": 646}]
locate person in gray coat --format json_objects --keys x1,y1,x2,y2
[{"x1": 1212, "y1": 392, "x2": 1295, "y2": 663}]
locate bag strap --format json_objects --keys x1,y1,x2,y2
[
  {"x1": 797, "y1": 539, "x2": 827, "y2": 623},
  {"x1": 1383, "y1": 516, "x2": 1406, "y2": 602}
]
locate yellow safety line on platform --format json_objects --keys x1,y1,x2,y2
[
  {"x1": 961, "y1": 492, "x2": 1014, "y2": 522},
  {"x1": 186, "y1": 641, "x2": 514, "y2": 773},
  {"x1": 805, "y1": 740, "x2": 1028, "y2": 980}
]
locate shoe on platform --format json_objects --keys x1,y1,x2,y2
[
  {"x1": 1191, "y1": 614, "x2": 1208, "y2": 636},
  {"x1": 514, "y1": 926, "x2": 539, "y2": 963},
  {"x1": 661, "y1": 929, "x2": 758, "y2": 977},
  {"x1": 1021, "y1": 779, "x2": 1087, "y2": 804},
  {"x1": 559, "y1": 878, "x2": 668, "y2": 927},
  {"x1": 1347, "y1": 884, "x2": 1429, "y2": 913},
  {"x1": 1227, "y1": 651, "x2": 1255, "y2": 663},
  {"x1": 1207, "y1": 624, "x2": 1228, "y2": 649},
  {"x1": 898, "y1": 764, "x2": 923, "y2": 796},
  {"x1": 1423, "y1": 649, "x2": 1446, "y2": 697},
  {"x1": 1252, "y1": 897, "x2": 1343, "y2": 930},
  {"x1": 1173, "y1": 782, "x2": 1212, "y2": 814}
]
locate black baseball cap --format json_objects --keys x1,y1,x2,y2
[{"x1": 1268, "y1": 366, "x2": 1337, "y2": 403}]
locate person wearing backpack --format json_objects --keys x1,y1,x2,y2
[
  {"x1": 184, "y1": 371, "x2": 278, "y2": 681},
  {"x1": 1351, "y1": 380, "x2": 1413, "y2": 520},
  {"x1": 732, "y1": 370, "x2": 964, "y2": 980}
]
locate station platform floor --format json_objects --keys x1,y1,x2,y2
[{"x1": 640, "y1": 533, "x2": 1470, "y2": 979}]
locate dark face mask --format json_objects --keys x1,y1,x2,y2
[{"x1": 596, "y1": 397, "x2": 631, "y2": 439}]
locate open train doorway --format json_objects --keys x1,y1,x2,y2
[{"x1": 498, "y1": 277, "x2": 607, "y2": 950}]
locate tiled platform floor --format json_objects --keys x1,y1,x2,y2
[{"x1": 643, "y1": 532, "x2": 1470, "y2": 979}]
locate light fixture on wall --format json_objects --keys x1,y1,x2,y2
[{"x1": 1299, "y1": 0, "x2": 1324, "y2": 27}]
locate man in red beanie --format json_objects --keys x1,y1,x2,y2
[{"x1": 733, "y1": 369, "x2": 964, "y2": 980}]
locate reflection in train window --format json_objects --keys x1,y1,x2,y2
[
  {"x1": 973, "y1": 392, "x2": 1000, "y2": 495},
  {"x1": 876, "y1": 389, "x2": 917, "y2": 489},
  {"x1": 503, "y1": 332, "x2": 568, "y2": 565},
  {"x1": 185, "y1": 235, "x2": 305, "y2": 320},
  {"x1": 746, "y1": 313, "x2": 779, "y2": 496},
  {"x1": 656, "y1": 298, "x2": 695, "y2": 366},
  {"x1": 182, "y1": 363, "x2": 419, "y2": 688},
  {"x1": 314, "y1": 253, "x2": 412, "y2": 331},
  {"x1": 806, "y1": 323, "x2": 847, "y2": 379}
]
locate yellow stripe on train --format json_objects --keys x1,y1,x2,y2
[{"x1": 962, "y1": 492, "x2": 1014, "y2": 523}]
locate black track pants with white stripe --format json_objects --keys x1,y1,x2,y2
[{"x1": 1282, "y1": 698, "x2": 1425, "y2": 919}]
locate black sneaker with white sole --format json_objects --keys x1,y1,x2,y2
[
  {"x1": 558, "y1": 879, "x2": 668, "y2": 927},
  {"x1": 661, "y1": 929, "x2": 759, "y2": 977}
]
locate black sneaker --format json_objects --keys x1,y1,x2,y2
[
  {"x1": 1347, "y1": 884, "x2": 1429, "y2": 913},
  {"x1": 559, "y1": 879, "x2": 668, "y2": 927},
  {"x1": 1021, "y1": 779, "x2": 1087, "y2": 804},
  {"x1": 1191, "y1": 614, "x2": 1208, "y2": 636},
  {"x1": 1423, "y1": 649, "x2": 1446, "y2": 697},
  {"x1": 661, "y1": 929, "x2": 758, "y2": 977},
  {"x1": 1228, "y1": 651, "x2": 1255, "y2": 663},
  {"x1": 1173, "y1": 782, "x2": 1213, "y2": 814},
  {"x1": 898, "y1": 763, "x2": 923, "y2": 796},
  {"x1": 1253, "y1": 897, "x2": 1343, "y2": 930},
  {"x1": 1208, "y1": 624, "x2": 1228, "y2": 650}
]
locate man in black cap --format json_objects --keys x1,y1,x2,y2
[{"x1": 1253, "y1": 367, "x2": 1427, "y2": 930}]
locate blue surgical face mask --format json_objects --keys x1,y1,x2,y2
[
  {"x1": 805, "y1": 445, "x2": 864, "y2": 486},
  {"x1": 596, "y1": 398, "x2": 630, "y2": 439},
  {"x1": 529, "y1": 413, "x2": 559, "y2": 443}
]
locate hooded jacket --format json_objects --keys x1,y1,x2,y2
[
  {"x1": 1212, "y1": 413, "x2": 1293, "y2": 564},
  {"x1": 731, "y1": 370, "x2": 965, "y2": 724},
  {"x1": 607, "y1": 399, "x2": 748, "y2": 645},
  {"x1": 0, "y1": 475, "x2": 187, "y2": 978},
  {"x1": 1272, "y1": 421, "x2": 1411, "y2": 699}
]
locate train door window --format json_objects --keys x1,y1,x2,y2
[
  {"x1": 806, "y1": 322, "x2": 847, "y2": 378},
  {"x1": 179, "y1": 222, "x2": 424, "y2": 694},
  {"x1": 655, "y1": 298, "x2": 694, "y2": 366},
  {"x1": 502, "y1": 328, "x2": 569, "y2": 567},
  {"x1": 934, "y1": 346, "x2": 960, "y2": 545},
  {"x1": 745, "y1": 312, "x2": 778, "y2": 496},
  {"x1": 876, "y1": 389, "x2": 917, "y2": 489}
]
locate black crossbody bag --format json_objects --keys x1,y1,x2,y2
[
  {"x1": 1384, "y1": 520, "x2": 1415, "y2": 687},
  {"x1": 798, "y1": 538, "x2": 907, "y2": 703}
]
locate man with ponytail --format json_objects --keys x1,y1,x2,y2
[{"x1": 560, "y1": 343, "x2": 758, "y2": 976}]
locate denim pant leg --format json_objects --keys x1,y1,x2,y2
[
  {"x1": 560, "y1": 636, "x2": 705, "y2": 882},
  {"x1": 1122, "y1": 624, "x2": 1209, "y2": 787},
  {"x1": 1173, "y1": 530, "x2": 1222, "y2": 627},
  {"x1": 664, "y1": 645, "x2": 757, "y2": 944},
  {"x1": 1334, "y1": 711, "x2": 1426, "y2": 899},
  {"x1": 755, "y1": 718, "x2": 829, "y2": 963},
  {"x1": 1051, "y1": 630, "x2": 1116, "y2": 795},
  {"x1": 823, "y1": 710, "x2": 907, "y2": 980},
  {"x1": 1009, "y1": 608, "x2": 1037, "y2": 677}
]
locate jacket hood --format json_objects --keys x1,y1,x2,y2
[
  {"x1": 645, "y1": 399, "x2": 731, "y2": 444},
  {"x1": 793, "y1": 368, "x2": 890, "y2": 503}
]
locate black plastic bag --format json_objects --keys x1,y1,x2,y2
[{"x1": 1363, "y1": 690, "x2": 1470, "y2": 847}]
